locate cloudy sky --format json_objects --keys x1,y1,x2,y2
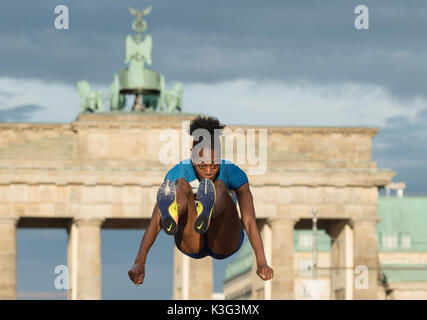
[{"x1": 1, "y1": 0, "x2": 426, "y2": 299}]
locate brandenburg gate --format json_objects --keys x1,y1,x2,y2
[{"x1": 0, "y1": 112, "x2": 393, "y2": 299}]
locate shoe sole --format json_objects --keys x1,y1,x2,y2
[
  {"x1": 157, "y1": 180, "x2": 178, "y2": 235},
  {"x1": 194, "y1": 178, "x2": 216, "y2": 234}
]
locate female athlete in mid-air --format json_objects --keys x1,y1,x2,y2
[{"x1": 128, "y1": 116, "x2": 273, "y2": 286}]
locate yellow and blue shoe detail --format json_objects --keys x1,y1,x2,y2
[
  {"x1": 194, "y1": 178, "x2": 216, "y2": 234},
  {"x1": 157, "y1": 180, "x2": 178, "y2": 235}
]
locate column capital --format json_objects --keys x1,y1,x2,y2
[
  {"x1": 267, "y1": 217, "x2": 297, "y2": 228},
  {"x1": 349, "y1": 217, "x2": 380, "y2": 228},
  {"x1": 73, "y1": 217, "x2": 105, "y2": 227},
  {"x1": 0, "y1": 215, "x2": 19, "y2": 225}
]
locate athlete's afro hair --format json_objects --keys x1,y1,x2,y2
[
  {"x1": 189, "y1": 116, "x2": 225, "y2": 136},
  {"x1": 189, "y1": 116, "x2": 225, "y2": 150}
]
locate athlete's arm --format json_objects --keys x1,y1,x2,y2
[
  {"x1": 128, "y1": 202, "x2": 162, "y2": 285},
  {"x1": 236, "y1": 182, "x2": 274, "y2": 281}
]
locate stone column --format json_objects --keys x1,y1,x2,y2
[
  {"x1": 263, "y1": 221, "x2": 272, "y2": 300},
  {"x1": 172, "y1": 246, "x2": 185, "y2": 300},
  {"x1": 250, "y1": 220, "x2": 272, "y2": 300},
  {"x1": 67, "y1": 221, "x2": 76, "y2": 300},
  {"x1": 269, "y1": 218, "x2": 296, "y2": 299},
  {"x1": 0, "y1": 216, "x2": 19, "y2": 300},
  {"x1": 329, "y1": 221, "x2": 353, "y2": 300},
  {"x1": 351, "y1": 218, "x2": 379, "y2": 300},
  {"x1": 188, "y1": 256, "x2": 213, "y2": 299},
  {"x1": 172, "y1": 247, "x2": 213, "y2": 300},
  {"x1": 68, "y1": 218, "x2": 105, "y2": 300}
]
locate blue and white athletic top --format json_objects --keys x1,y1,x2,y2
[{"x1": 163, "y1": 159, "x2": 248, "y2": 205}]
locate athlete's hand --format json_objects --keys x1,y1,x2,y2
[
  {"x1": 128, "y1": 261, "x2": 145, "y2": 285},
  {"x1": 257, "y1": 263, "x2": 273, "y2": 281}
]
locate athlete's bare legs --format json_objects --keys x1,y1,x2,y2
[{"x1": 173, "y1": 178, "x2": 242, "y2": 256}]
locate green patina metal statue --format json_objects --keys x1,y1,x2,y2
[
  {"x1": 77, "y1": 6, "x2": 183, "y2": 114},
  {"x1": 77, "y1": 80, "x2": 104, "y2": 113},
  {"x1": 127, "y1": 6, "x2": 152, "y2": 79},
  {"x1": 110, "y1": 74, "x2": 126, "y2": 111}
]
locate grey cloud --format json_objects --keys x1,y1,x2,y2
[
  {"x1": 0, "y1": 0, "x2": 426, "y2": 100},
  {"x1": 0, "y1": 105, "x2": 45, "y2": 122},
  {"x1": 0, "y1": 90, "x2": 16, "y2": 98},
  {"x1": 373, "y1": 106, "x2": 427, "y2": 193}
]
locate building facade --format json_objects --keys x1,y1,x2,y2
[
  {"x1": 224, "y1": 197, "x2": 427, "y2": 300},
  {"x1": 0, "y1": 113, "x2": 393, "y2": 299}
]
